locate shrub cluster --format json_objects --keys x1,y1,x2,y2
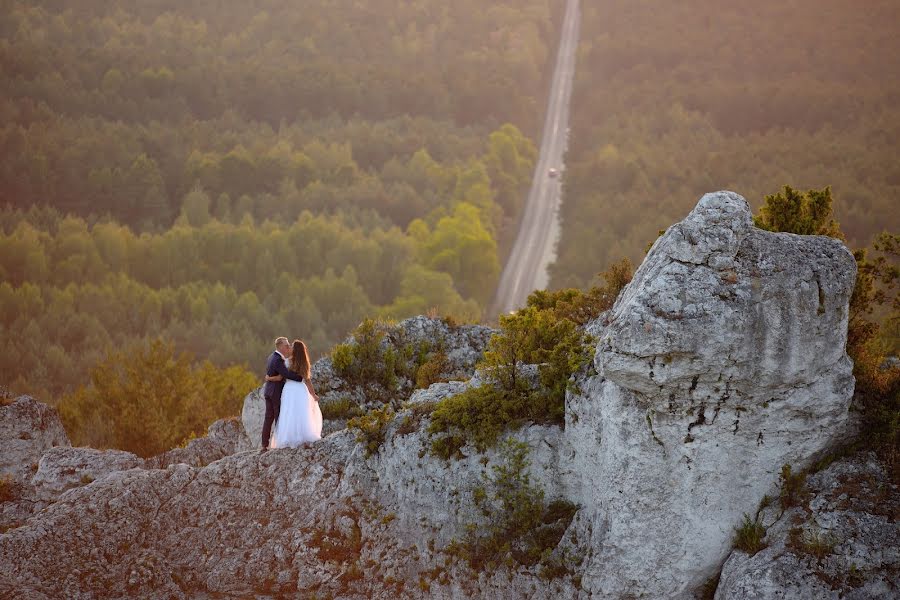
[
  {"x1": 428, "y1": 261, "x2": 632, "y2": 458},
  {"x1": 347, "y1": 405, "x2": 395, "y2": 458},
  {"x1": 447, "y1": 440, "x2": 578, "y2": 575},
  {"x1": 331, "y1": 318, "x2": 441, "y2": 405}
]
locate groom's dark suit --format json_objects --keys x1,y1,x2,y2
[{"x1": 261, "y1": 351, "x2": 304, "y2": 449}]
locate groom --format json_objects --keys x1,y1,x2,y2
[{"x1": 260, "y1": 336, "x2": 305, "y2": 452}]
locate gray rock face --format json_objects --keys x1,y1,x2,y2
[
  {"x1": 566, "y1": 191, "x2": 857, "y2": 598},
  {"x1": 148, "y1": 417, "x2": 253, "y2": 469},
  {"x1": 31, "y1": 446, "x2": 145, "y2": 501},
  {"x1": 715, "y1": 453, "x2": 899, "y2": 599},
  {"x1": 0, "y1": 396, "x2": 70, "y2": 483}
]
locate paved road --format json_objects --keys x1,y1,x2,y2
[{"x1": 490, "y1": 0, "x2": 580, "y2": 316}]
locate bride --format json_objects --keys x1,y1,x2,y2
[{"x1": 267, "y1": 339, "x2": 322, "y2": 448}]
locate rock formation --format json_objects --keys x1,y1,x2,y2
[
  {"x1": 1, "y1": 191, "x2": 893, "y2": 599},
  {"x1": 0, "y1": 396, "x2": 70, "y2": 484},
  {"x1": 715, "y1": 452, "x2": 899, "y2": 599},
  {"x1": 564, "y1": 191, "x2": 859, "y2": 597}
]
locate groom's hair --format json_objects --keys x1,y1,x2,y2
[{"x1": 274, "y1": 336, "x2": 289, "y2": 348}]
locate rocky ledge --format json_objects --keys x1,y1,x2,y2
[{"x1": 1, "y1": 191, "x2": 896, "y2": 599}]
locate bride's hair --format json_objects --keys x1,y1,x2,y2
[{"x1": 290, "y1": 339, "x2": 311, "y2": 380}]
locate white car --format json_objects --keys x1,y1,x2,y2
[{"x1": 548, "y1": 167, "x2": 559, "y2": 178}]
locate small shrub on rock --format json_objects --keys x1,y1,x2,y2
[
  {"x1": 447, "y1": 440, "x2": 578, "y2": 575},
  {"x1": 788, "y1": 526, "x2": 837, "y2": 559},
  {"x1": 779, "y1": 464, "x2": 809, "y2": 510},
  {"x1": 331, "y1": 318, "x2": 443, "y2": 404},
  {"x1": 732, "y1": 513, "x2": 766, "y2": 554},
  {"x1": 320, "y1": 397, "x2": 364, "y2": 421},
  {"x1": 348, "y1": 406, "x2": 394, "y2": 457}
]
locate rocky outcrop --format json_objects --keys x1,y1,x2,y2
[
  {"x1": 31, "y1": 446, "x2": 145, "y2": 501},
  {"x1": 0, "y1": 191, "x2": 873, "y2": 599},
  {"x1": 0, "y1": 396, "x2": 70, "y2": 484},
  {"x1": 565, "y1": 191, "x2": 857, "y2": 598},
  {"x1": 147, "y1": 416, "x2": 252, "y2": 469},
  {"x1": 716, "y1": 452, "x2": 899, "y2": 599}
]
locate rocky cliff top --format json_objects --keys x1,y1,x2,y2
[{"x1": 1, "y1": 192, "x2": 896, "y2": 600}]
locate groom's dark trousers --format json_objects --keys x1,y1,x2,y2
[{"x1": 261, "y1": 351, "x2": 304, "y2": 449}]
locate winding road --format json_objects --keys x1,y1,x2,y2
[{"x1": 490, "y1": 0, "x2": 581, "y2": 316}]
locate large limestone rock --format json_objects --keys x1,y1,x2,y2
[
  {"x1": 566, "y1": 191, "x2": 857, "y2": 598},
  {"x1": 0, "y1": 396, "x2": 70, "y2": 484},
  {"x1": 716, "y1": 452, "x2": 899, "y2": 599}
]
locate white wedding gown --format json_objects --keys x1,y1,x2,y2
[{"x1": 271, "y1": 362, "x2": 322, "y2": 448}]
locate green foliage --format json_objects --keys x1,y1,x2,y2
[
  {"x1": 319, "y1": 397, "x2": 364, "y2": 421},
  {"x1": 428, "y1": 265, "x2": 629, "y2": 458},
  {"x1": 733, "y1": 514, "x2": 767, "y2": 555},
  {"x1": 57, "y1": 339, "x2": 258, "y2": 457},
  {"x1": 0, "y1": 1, "x2": 553, "y2": 229},
  {"x1": 348, "y1": 406, "x2": 395, "y2": 458},
  {"x1": 779, "y1": 464, "x2": 809, "y2": 510},
  {"x1": 415, "y1": 351, "x2": 449, "y2": 389},
  {"x1": 331, "y1": 319, "x2": 440, "y2": 404},
  {"x1": 754, "y1": 186, "x2": 842, "y2": 237},
  {"x1": 554, "y1": 0, "x2": 900, "y2": 289},
  {"x1": 447, "y1": 440, "x2": 578, "y2": 574}
]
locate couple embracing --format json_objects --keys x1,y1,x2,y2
[{"x1": 260, "y1": 337, "x2": 323, "y2": 452}]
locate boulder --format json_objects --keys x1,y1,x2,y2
[
  {"x1": 31, "y1": 446, "x2": 145, "y2": 501},
  {"x1": 0, "y1": 192, "x2": 872, "y2": 599},
  {"x1": 0, "y1": 396, "x2": 70, "y2": 484},
  {"x1": 147, "y1": 417, "x2": 253, "y2": 469},
  {"x1": 567, "y1": 191, "x2": 857, "y2": 598}
]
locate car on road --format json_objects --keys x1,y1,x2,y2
[{"x1": 548, "y1": 167, "x2": 559, "y2": 178}]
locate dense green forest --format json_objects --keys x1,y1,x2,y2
[
  {"x1": 0, "y1": 0, "x2": 558, "y2": 403},
  {"x1": 552, "y1": 0, "x2": 900, "y2": 289}
]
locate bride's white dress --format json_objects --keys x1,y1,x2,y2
[{"x1": 272, "y1": 361, "x2": 322, "y2": 448}]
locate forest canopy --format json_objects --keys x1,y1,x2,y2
[
  {"x1": 551, "y1": 0, "x2": 900, "y2": 290},
  {"x1": 0, "y1": 0, "x2": 557, "y2": 405}
]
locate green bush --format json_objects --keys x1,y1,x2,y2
[
  {"x1": 331, "y1": 318, "x2": 440, "y2": 404},
  {"x1": 415, "y1": 351, "x2": 449, "y2": 389},
  {"x1": 447, "y1": 440, "x2": 578, "y2": 574},
  {"x1": 348, "y1": 406, "x2": 395, "y2": 457},
  {"x1": 320, "y1": 397, "x2": 365, "y2": 420},
  {"x1": 733, "y1": 514, "x2": 766, "y2": 554},
  {"x1": 428, "y1": 259, "x2": 632, "y2": 458}
]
